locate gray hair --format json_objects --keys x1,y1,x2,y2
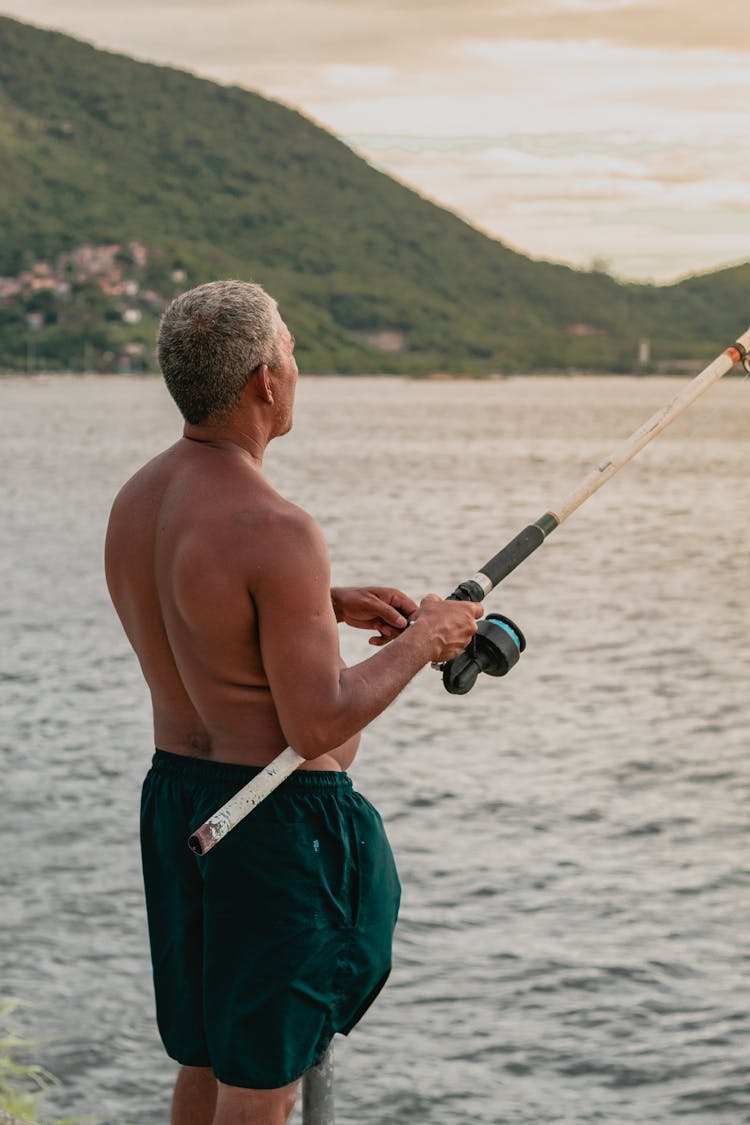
[{"x1": 157, "y1": 280, "x2": 282, "y2": 424}]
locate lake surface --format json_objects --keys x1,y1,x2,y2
[{"x1": 1, "y1": 373, "x2": 749, "y2": 1124}]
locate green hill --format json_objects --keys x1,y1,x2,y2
[{"x1": 0, "y1": 15, "x2": 747, "y2": 374}]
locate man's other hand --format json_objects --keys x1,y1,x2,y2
[{"x1": 331, "y1": 586, "x2": 418, "y2": 645}]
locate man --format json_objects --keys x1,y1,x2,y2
[{"x1": 105, "y1": 280, "x2": 481, "y2": 1125}]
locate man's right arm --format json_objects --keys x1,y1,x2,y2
[{"x1": 249, "y1": 506, "x2": 481, "y2": 759}]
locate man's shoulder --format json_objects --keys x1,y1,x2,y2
[
  {"x1": 223, "y1": 489, "x2": 330, "y2": 594},
  {"x1": 235, "y1": 492, "x2": 325, "y2": 555},
  {"x1": 109, "y1": 444, "x2": 179, "y2": 512}
]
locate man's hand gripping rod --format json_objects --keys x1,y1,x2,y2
[{"x1": 189, "y1": 330, "x2": 750, "y2": 856}]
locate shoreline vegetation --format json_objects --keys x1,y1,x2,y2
[
  {"x1": 1, "y1": 16, "x2": 749, "y2": 378},
  {"x1": 1, "y1": 236, "x2": 718, "y2": 380},
  {"x1": 0, "y1": 235, "x2": 731, "y2": 380},
  {"x1": 1, "y1": 365, "x2": 738, "y2": 381},
  {"x1": 0, "y1": 999, "x2": 47, "y2": 1125},
  {"x1": 0, "y1": 1001, "x2": 91, "y2": 1125}
]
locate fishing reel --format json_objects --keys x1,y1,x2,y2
[{"x1": 442, "y1": 612, "x2": 526, "y2": 695}]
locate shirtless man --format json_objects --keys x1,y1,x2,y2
[{"x1": 105, "y1": 280, "x2": 481, "y2": 1125}]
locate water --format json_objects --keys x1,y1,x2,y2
[{"x1": 1, "y1": 374, "x2": 749, "y2": 1124}]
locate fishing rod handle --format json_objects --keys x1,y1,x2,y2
[
  {"x1": 447, "y1": 520, "x2": 554, "y2": 602},
  {"x1": 442, "y1": 520, "x2": 547, "y2": 691}
]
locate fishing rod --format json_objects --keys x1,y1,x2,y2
[{"x1": 188, "y1": 330, "x2": 750, "y2": 856}]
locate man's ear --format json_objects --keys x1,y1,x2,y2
[{"x1": 254, "y1": 363, "x2": 274, "y2": 405}]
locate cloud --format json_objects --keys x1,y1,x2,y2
[
  {"x1": 3, "y1": 0, "x2": 750, "y2": 78},
  {"x1": 349, "y1": 127, "x2": 750, "y2": 279},
  {"x1": 322, "y1": 65, "x2": 395, "y2": 89},
  {"x1": 283, "y1": 38, "x2": 750, "y2": 139}
]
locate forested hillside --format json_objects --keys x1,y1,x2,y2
[{"x1": 1, "y1": 16, "x2": 747, "y2": 374}]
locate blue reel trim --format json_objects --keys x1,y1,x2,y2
[{"x1": 485, "y1": 614, "x2": 522, "y2": 651}]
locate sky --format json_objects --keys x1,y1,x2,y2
[{"x1": 3, "y1": 0, "x2": 750, "y2": 282}]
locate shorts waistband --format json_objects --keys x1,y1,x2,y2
[{"x1": 151, "y1": 748, "x2": 352, "y2": 789}]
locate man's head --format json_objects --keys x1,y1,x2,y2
[{"x1": 157, "y1": 280, "x2": 291, "y2": 426}]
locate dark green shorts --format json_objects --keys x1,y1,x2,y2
[{"x1": 140, "y1": 749, "x2": 400, "y2": 1089}]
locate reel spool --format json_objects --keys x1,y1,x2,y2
[{"x1": 442, "y1": 612, "x2": 526, "y2": 695}]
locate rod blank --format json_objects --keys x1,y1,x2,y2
[{"x1": 551, "y1": 336, "x2": 750, "y2": 527}]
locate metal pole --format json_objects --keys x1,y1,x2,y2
[{"x1": 301, "y1": 1043, "x2": 334, "y2": 1125}]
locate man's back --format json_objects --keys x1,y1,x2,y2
[{"x1": 105, "y1": 435, "x2": 316, "y2": 766}]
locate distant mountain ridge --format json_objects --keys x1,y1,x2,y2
[{"x1": 0, "y1": 15, "x2": 748, "y2": 374}]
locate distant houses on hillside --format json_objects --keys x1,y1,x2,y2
[
  {"x1": 0, "y1": 241, "x2": 192, "y2": 372},
  {"x1": 0, "y1": 240, "x2": 169, "y2": 308}
]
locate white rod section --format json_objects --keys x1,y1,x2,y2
[
  {"x1": 188, "y1": 746, "x2": 304, "y2": 854},
  {"x1": 549, "y1": 331, "x2": 750, "y2": 526}
]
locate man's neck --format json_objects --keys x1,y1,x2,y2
[{"x1": 182, "y1": 419, "x2": 268, "y2": 465}]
